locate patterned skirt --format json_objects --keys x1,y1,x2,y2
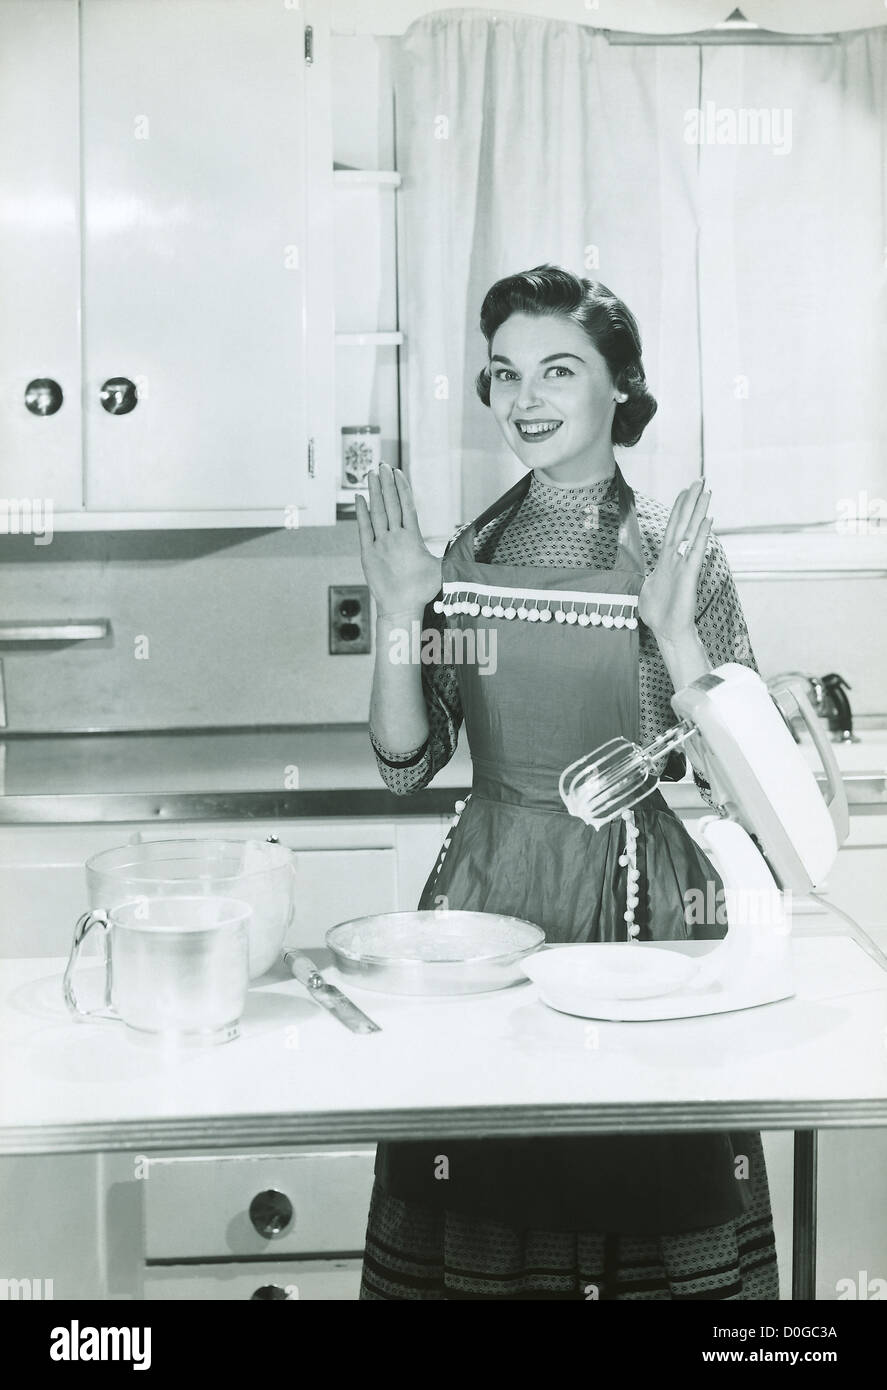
[{"x1": 359, "y1": 1133, "x2": 779, "y2": 1301}]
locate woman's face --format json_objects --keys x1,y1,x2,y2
[{"x1": 487, "y1": 312, "x2": 619, "y2": 475}]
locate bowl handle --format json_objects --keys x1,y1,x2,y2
[{"x1": 63, "y1": 909, "x2": 119, "y2": 1021}]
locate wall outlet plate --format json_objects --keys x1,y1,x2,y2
[{"x1": 329, "y1": 585, "x2": 371, "y2": 655}]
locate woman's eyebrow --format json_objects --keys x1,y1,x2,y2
[{"x1": 490, "y1": 352, "x2": 586, "y2": 366}]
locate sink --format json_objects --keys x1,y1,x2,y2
[{"x1": 795, "y1": 730, "x2": 887, "y2": 776}]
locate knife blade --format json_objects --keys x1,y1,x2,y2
[{"x1": 284, "y1": 951, "x2": 382, "y2": 1034}]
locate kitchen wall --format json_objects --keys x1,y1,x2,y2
[{"x1": 0, "y1": 28, "x2": 883, "y2": 733}]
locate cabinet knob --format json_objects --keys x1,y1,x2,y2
[
  {"x1": 24, "y1": 378, "x2": 63, "y2": 416},
  {"x1": 100, "y1": 377, "x2": 138, "y2": 415},
  {"x1": 249, "y1": 1284, "x2": 290, "y2": 1300},
  {"x1": 248, "y1": 1188, "x2": 294, "y2": 1239}
]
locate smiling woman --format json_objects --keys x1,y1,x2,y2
[
  {"x1": 475, "y1": 266, "x2": 658, "y2": 463},
  {"x1": 357, "y1": 265, "x2": 775, "y2": 1302}
]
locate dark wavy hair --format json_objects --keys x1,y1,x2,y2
[{"x1": 474, "y1": 264, "x2": 657, "y2": 448}]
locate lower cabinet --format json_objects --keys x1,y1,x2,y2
[
  {"x1": 143, "y1": 1260, "x2": 363, "y2": 1300},
  {"x1": 137, "y1": 1147, "x2": 376, "y2": 1301},
  {"x1": 0, "y1": 814, "x2": 451, "y2": 959},
  {"x1": 2, "y1": 1136, "x2": 886, "y2": 1301}
]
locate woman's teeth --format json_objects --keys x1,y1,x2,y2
[{"x1": 515, "y1": 421, "x2": 563, "y2": 442}]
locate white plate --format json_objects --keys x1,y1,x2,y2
[{"x1": 522, "y1": 943, "x2": 700, "y2": 1009}]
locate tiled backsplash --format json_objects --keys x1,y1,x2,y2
[{"x1": 0, "y1": 523, "x2": 884, "y2": 732}]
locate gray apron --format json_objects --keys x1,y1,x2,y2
[{"x1": 375, "y1": 466, "x2": 753, "y2": 1235}]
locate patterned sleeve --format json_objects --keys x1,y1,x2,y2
[
  {"x1": 690, "y1": 532, "x2": 760, "y2": 804},
  {"x1": 368, "y1": 528, "x2": 468, "y2": 795}
]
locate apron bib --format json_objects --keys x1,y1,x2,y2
[{"x1": 375, "y1": 466, "x2": 753, "y2": 1235}]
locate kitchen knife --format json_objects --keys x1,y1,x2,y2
[{"x1": 284, "y1": 951, "x2": 382, "y2": 1034}]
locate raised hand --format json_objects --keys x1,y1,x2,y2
[
  {"x1": 355, "y1": 463, "x2": 443, "y2": 621},
  {"x1": 637, "y1": 479, "x2": 712, "y2": 642}
]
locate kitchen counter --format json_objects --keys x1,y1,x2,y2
[
  {"x1": 2, "y1": 925, "x2": 886, "y2": 1158},
  {"x1": 0, "y1": 723, "x2": 711, "y2": 822},
  {"x1": 0, "y1": 724, "x2": 473, "y2": 822},
  {"x1": 1, "y1": 723, "x2": 883, "y2": 823}
]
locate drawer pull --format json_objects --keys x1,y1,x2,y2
[
  {"x1": 250, "y1": 1284, "x2": 291, "y2": 1300},
  {"x1": 249, "y1": 1189, "x2": 294, "y2": 1239}
]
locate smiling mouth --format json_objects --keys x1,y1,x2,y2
[{"x1": 514, "y1": 420, "x2": 563, "y2": 442}]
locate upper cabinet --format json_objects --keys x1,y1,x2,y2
[
  {"x1": 0, "y1": 0, "x2": 335, "y2": 529},
  {"x1": 0, "y1": 0, "x2": 82, "y2": 512}
]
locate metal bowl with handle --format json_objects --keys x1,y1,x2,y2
[{"x1": 326, "y1": 910, "x2": 545, "y2": 996}]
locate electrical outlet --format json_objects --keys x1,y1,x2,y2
[{"x1": 329, "y1": 585, "x2": 371, "y2": 654}]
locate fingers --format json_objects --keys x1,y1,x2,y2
[
  {"x1": 683, "y1": 482, "x2": 712, "y2": 547},
  {"x1": 687, "y1": 514, "x2": 713, "y2": 573},
  {"x1": 366, "y1": 468, "x2": 389, "y2": 535},
  {"x1": 393, "y1": 467, "x2": 420, "y2": 533},
  {"x1": 355, "y1": 492, "x2": 374, "y2": 551},
  {"x1": 379, "y1": 461, "x2": 403, "y2": 529},
  {"x1": 663, "y1": 478, "x2": 704, "y2": 550}
]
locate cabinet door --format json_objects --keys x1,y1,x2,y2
[
  {"x1": 0, "y1": 0, "x2": 82, "y2": 510},
  {"x1": 0, "y1": 1155, "x2": 105, "y2": 1300},
  {"x1": 80, "y1": 0, "x2": 316, "y2": 513}
]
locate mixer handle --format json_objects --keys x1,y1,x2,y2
[{"x1": 766, "y1": 675, "x2": 849, "y2": 845}]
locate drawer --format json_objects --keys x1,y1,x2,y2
[
  {"x1": 144, "y1": 1258, "x2": 362, "y2": 1300},
  {"x1": 143, "y1": 1148, "x2": 376, "y2": 1260}
]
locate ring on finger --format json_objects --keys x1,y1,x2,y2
[{"x1": 676, "y1": 538, "x2": 691, "y2": 558}]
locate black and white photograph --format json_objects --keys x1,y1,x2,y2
[{"x1": 0, "y1": 0, "x2": 886, "y2": 1342}]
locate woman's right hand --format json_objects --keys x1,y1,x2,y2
[{"x1": 355, "y1": 463, "x2": 443, "y2": 620}]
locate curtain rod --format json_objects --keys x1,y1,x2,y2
[{"x1": 604, "y1": 30, "x2": 837, "y2": 46}]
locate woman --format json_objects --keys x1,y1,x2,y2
[{"x1": 355, "y1": 265, "x2": 778, "y2": 1301}]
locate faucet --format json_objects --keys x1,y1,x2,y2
[
  {"x1": 768, "y1": 670, "x2": 856, "y2": 743},
  {"x1": 820, "y1": 673, "x2": 856, "y2": 742}
]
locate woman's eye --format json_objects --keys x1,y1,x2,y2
[
  {"x1": 492, "y1": 369, "x2": 517, "y2": 382},
  {"x1": 546, "y1": 366, "x2": 574, "y2": 378}
]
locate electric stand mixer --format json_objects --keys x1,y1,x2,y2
[{"x1": 522, "y1": 664, "x2": 850, "y2": 1021}]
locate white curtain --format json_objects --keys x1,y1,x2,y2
[
  {"x1": 695, "y1": 29, "x2": 887, "y2": 526},
  {"x1": 393, "y1": 9, "x2": 887, "y2": 537},
  {"x1": 393, "y1": 9, "x2": 702, "y2": 537}
]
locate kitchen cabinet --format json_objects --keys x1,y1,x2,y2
[
  {"x1": 0, "y1": 814, "x2": 451, "y2": 958},
  {"x1": 333, "y1": 172, "x2": 403, "y2": 516},
  {"x1": 0, "y1": 0, "x2": 82, "y2": 512},
  {"x1": 0, "y1": 1153, "x2": 105, "y2": 1301},
  {"x1": 0, "y1": 0, "x2": 335, "y2": 528}
]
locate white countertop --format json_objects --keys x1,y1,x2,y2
[{"x1": 2, "y1": 927, "x2": 886, "y2": 1155}]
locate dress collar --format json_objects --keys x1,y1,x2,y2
[{"x1": 527, "y1": 467, "x2": 618, "y2": 511}]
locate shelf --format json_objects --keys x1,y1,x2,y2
[
  {"x1": 333, "y1": 169, "x2": 401, "y2": 188},
  {"x1": 335, "y1": 331, "x2": 403, "y2": 347}
]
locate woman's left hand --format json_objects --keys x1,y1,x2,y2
[{"x1": 637, "y1": 479, "x2": 712, "y2": 642}]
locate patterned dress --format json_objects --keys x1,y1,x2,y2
[
  {"x1": 371, "y1": 471, "x2": 755, "y2": 802},
  {"x1": 363, "y1": 468, "x2": 779, "y2": 1301}
]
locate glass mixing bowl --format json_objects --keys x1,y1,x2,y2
[{"x1": 83, "y1": 838, "x2": 295, "y2": 979}]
